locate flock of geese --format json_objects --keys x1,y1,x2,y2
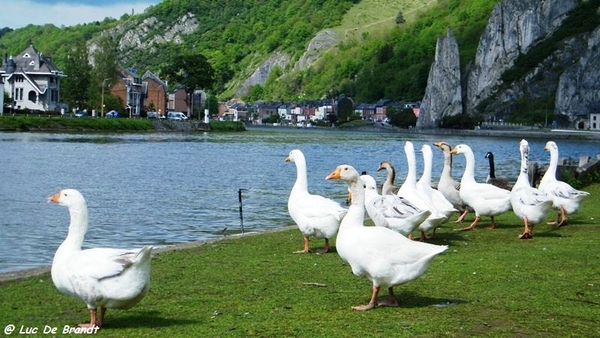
[
  {"x1": 43, "y1": 139, "x2": 591, "y2": 328},
  {"x1": 285, "y1": 139, "x2": 590, "y2": 310}
]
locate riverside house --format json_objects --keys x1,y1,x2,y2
[{"x1": 0, "y1": 45, "x2": 65, "y2": 113}]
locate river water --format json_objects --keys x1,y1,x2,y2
[{"x1": 1, "y1": 127, "x2": 598, "y2": 273}]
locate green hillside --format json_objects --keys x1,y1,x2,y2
[{"x1": 0, "y1": 0, "x2": 499, "y2": 103}]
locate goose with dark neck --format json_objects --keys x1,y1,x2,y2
[{"x1": 485, "y1": 152, "x2": 513, "y2": 191}]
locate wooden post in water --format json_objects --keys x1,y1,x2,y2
[{"x1": 238, "y1": 189, "x2": 247, "y2": 233}]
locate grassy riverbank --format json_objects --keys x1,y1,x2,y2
[
  {"x1": 0, "y1": 116, "x2": 245, "y2": 132},
  {"x1": 1, "y1": 184, "x2": 598, "y2": 337}
]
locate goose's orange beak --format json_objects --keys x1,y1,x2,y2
[
  {"x1": 449, "y1": 147, "x2": 458, "y2": 155},
  {"x1": 48, "y1": 192, "x2": 61, "y2": 203},
  {"x1": 326, "y1": 167, "x2": 342, "y2": 180}
]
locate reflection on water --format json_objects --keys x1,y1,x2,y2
[{"x1": 0, "y1": 128, "x2": 598, "y2": 273}]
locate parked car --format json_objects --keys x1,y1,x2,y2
[
  {"x1": 167, "y1": 112, "x2": 188, "y2": 120},
  {"x1": 74, "y1": 111, "x2": 89, "y2": 118},
  {"x1": 106, "y1": 110, "x2": 119, "y2": 118},
  {"x1": 147, "y1": 111, "x2": 159, "y2": 119}
]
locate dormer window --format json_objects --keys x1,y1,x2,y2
[
  {"x1": 29, "y1": 60, "x2": 35, "y2": 66},
  {"x1": 23, "y1": 52, "x2": 31, "y2": 58}
]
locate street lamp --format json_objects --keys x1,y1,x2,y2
[{"x1": 101, "y1": 78, "x2": 110, "y2": 118}]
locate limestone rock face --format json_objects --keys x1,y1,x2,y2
[
  {"x1": 296, "y1": 29, "x2": 340, "y2": 71},
  {"x1": 555, "y1": 27, "x2": 600, "y2": 121},
  {"x1": 420, "y1": 0, "x2": 597, "y2": 126},
  {"x1": 418, "y1": 29, "x2": 462, "y2": 129},
  {"x1": 466, "y1": 0, "x2": 576, "y2": 112},
  {"x1": 235, "y1": 52, "x2": 291, "y2": 98},
  {"x1": 88, "y1": 13, "x2": 199, "y2": 66},
  {"x1": 235, "y1": 29, "x2": 338, "y2": 97}
]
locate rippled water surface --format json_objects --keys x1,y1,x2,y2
[{"x1": 1, "y1": 128, "x2": 597, "y2": 273}]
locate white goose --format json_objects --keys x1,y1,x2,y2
[
  {"x1": 433, "y1": 142, "x2": 470, "y2": 222},
  {"x1": 49, "y1": 189, "x2": 152, "y2": 328},
  {"x1": 377, "y1": 161, "x2": 400, "y2": 195},
  {"x1": 450, "y1": 144, "x2": 512, "y2": 230},
  {"x1": 286, "y1": 149, "x2": 347, "y2": 253},
  {"x1": 538, "y1": 141, "x2": 590, "y2": 226},
  {"x1": 326, "y1": 164, "x2": 447, "y2": 311},
  {"x1": 398, "y1": 141, "x2": 447, "y2": 241},
  {"x1": 416, "y1": 144, "x2": 458, "y2": 219},
  {"x1": 360, "y1": 174, "x2": 430, "y2": 236},
  {"x1": 510, "y1": 140, "x2": 553, "y2": 239}
]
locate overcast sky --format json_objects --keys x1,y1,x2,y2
[{"x1": 1, "y1": 0, "x2": 161, "y2": 29}]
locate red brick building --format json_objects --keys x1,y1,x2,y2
[{"x1": 142, "y1": 70, "x2": 167, "y2": 117}]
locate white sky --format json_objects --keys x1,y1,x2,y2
[{"x1": 1, "y1": 0, "x2": 160, "y2": 29}]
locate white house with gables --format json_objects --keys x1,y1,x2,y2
[{"x1": 1, "y1": 45, "x2": 65, "y2": 112}]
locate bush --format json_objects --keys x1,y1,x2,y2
[
  {"x1": 439, "y1": 114, "x2": 483, "y2": 129},
  {"x1": 209, "y1": 121, "x2": 246, "y2": 132}
]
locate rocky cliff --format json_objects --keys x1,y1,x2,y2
[
  {"x1": 88, "y1": 12, "x2": 199, "y2": 67},
  {"x1": 419, "y1": 0, "x2": 597, "y2": 128},
  {"x1": 555, "y1": 26, "x2": 600, "y2": 122},
  {"x1": 418, "y1": 28, "x2": 462, "y2": 129},
  {"x1": 234, "y1": 52, "x2": 291, "y2": 98},
  {"x1": 467, "y1": 0, "x2": 576, "y2": 111}
]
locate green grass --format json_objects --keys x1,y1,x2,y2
[
  {"x1": 0, "y1": 116, "x2": 155, "y2": 132},
  {"x1": 1, "y1": 185, "x2": 599, "y2": 337},
  {"x1": 333, "y1": 0, "x2": 438, "y2": 41},
  {"x1": 0, "y1": 116, "x2": 246, "y2": 132}
]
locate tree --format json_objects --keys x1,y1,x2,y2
[
  {"x1": 90, "y1": 35, "x2": 119, "y2": 115},
  {"x1": 61, "y1": 41, "x2": 92, "y2": 111},
  {"x1": 202, "y1": 94, "x2": 219, "y2": 118},
  {"x1": 396, "y1": 11, "x2": 405, "y2": 24},
  {"x1": 162, "y1": 53, "x2": 215, "y2": 118},
  {"x1": 386, "y1": 106, "x2": 417, "y2": 128},
  {"x1": 336, "y1": 96, "x2": 354, "y2": 123}
]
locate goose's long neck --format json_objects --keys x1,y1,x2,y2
[
  {"x1": 58, "y1": 204, "x2": 88, "y2": 253},
  {"x1": 545, "y1": 147, "x2": 558, "y2": 180},
  {"x1": 487, "y1": 154, "x2": 496, "y2": 178},
  {"x1": 384, "y1": 165, "x2": 395, "y2": 188},
  {"x1": 291, "y1": 157, "x2": 309, "y2": 195},
  {"x1": 342, "y1": 177, "x2": 365, "y2": 228},
  {"x1": 404, "y1": 144, "x2": 418, "y2": 187},
  {"x1": 462, "y1": 150, "x2": 477, "y2": 184},
  {"x1": 441, "y1": 149, "x2": 453, "y2": 178},
  {"x1": 514, "y1": 147, "x2": 530, "y2": 188},
  {"x1": 420, "y1": 147, "x2": 433, "y2": 185}
]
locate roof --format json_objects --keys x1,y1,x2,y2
[{"x1": 0, "y1": 45, "x2": 62, "y2": 75}]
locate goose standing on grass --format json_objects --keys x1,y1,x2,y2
[
  {"x1": 485, "y1": 152, "x2": 513, "y2": 190},
  {"x1": 416, "y1": 144, "x2": 458, "y2": 220},
  {"x1": 433, "y1": 142, "x2": 470, "y2": 223},
  {"x1": 286, "y1": 149, "x2": 347, "y2": 253},
  {"x1": 360, "y1": 173, "x2": 430, "y2": 236},
  {"x1": 377, "y1": 161, "x2": 400, "y2": 195},
  {"x1": 510, "y1": 140, "x2": 554, "y2": 239},
  {"x1": 450, "y1": 144, "x2": 512, "y2": 230},
  {"x1": 326, "y1": 164, "x2": 447, "y2": 311},
  {"x1": 399, "y1": 141, "x2": 447, "y2": 241},
  {"x1": 538, "y1": 141, "x2": 590, "y2": 227},
  {"x1": 49, "y1": 189, "x2": 152, "y2": 329}
]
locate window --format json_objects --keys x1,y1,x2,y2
[
  {"x1": 14, "y1": 88, "x2": 23, "y2": 101},
  {"x1": 28, "y1": 91, "x2": 37, "y2": 103}
]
